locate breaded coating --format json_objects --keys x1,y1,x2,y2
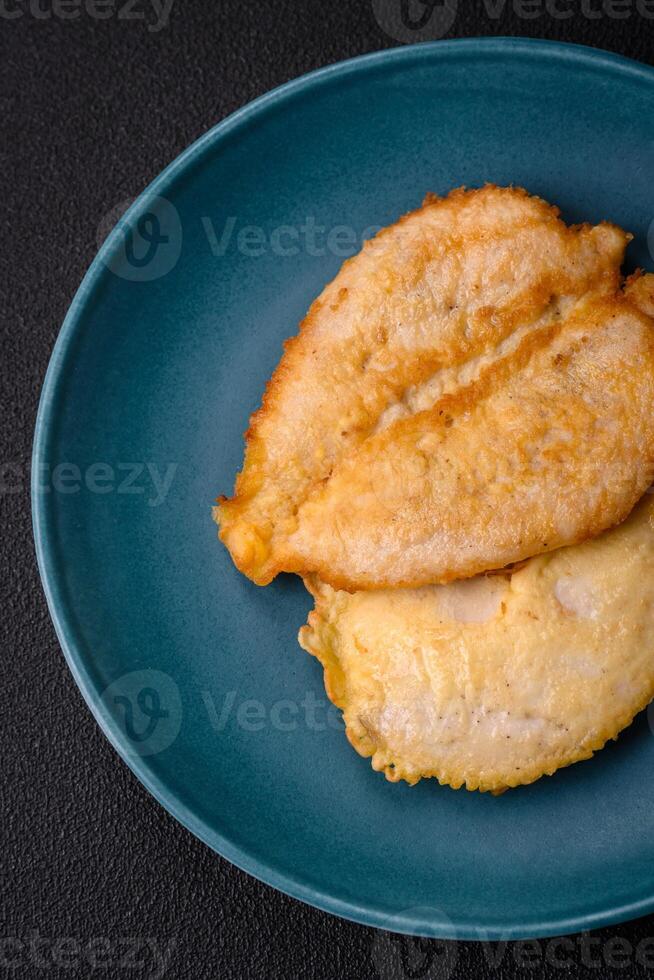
[
  {"x1": 215, "y1": 186, "x2": 654, "y2": 590},
  {"x1": 299, "y1": 494, "x2": 654, "y2": 793}
]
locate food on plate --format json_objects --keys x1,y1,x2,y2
[
  {"x1": 299, "y1": 494, "x2": 654, "y2": 792},
  {"x1": 215, "y1": 184, "x2": 654, "y2": 792},
  {"x1": 215, "y1": 186, "x2": 654, "y2": 591}
]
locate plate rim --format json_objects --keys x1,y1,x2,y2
[{"x1": 32, "y1": 36, "x2": 654, "y2": 941}]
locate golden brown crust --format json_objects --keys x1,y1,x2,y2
[
  {"x1": 215, "y1": 185, "x2": 653, "y2": 590},
  {"x1": 284, "y1": 293, "x2": 654, "y2": 590},
  {"x1": 626, "y1": 268, "x2": 654, "y2": 317}
]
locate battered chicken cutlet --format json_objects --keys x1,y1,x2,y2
[
  {"x1": 299, "y1": 494, "x2": 654, "y2": 793},
  {"x1": 215, "y1": 186, "x2": 654, "y2": 590}
]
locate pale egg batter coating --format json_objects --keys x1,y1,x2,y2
[
  {"x1": 215, "y1": 186, "x2": 654, "y2": 591},
  {"x1": 299, "y1": 494, "x2": 654, "y2": 793}
]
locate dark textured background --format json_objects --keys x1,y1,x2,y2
[{"x1": 2, "y1": 1, "x2": 654, "y2": 977}]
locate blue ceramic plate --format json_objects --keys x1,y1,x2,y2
[{"x1": 33, "y1": 39, "x2": 654, "y2": 940}]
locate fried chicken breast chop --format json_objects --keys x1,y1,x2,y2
[
  {"x1": 215, "y1": 186, "x2": 654, "y2": 590},
  {"x1": 299, "y1": 494, "x2": 654, "y2": 793}
]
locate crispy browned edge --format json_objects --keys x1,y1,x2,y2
[
  {"x1": 277, "y1": 294, "x2": 654, "y2": 592},
  {"x1": 299, "y1": 577, "x2": 654, "y2": 794},
  {"x1": 214, "y1": 183, "x2": 640, "y2": 589}
]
